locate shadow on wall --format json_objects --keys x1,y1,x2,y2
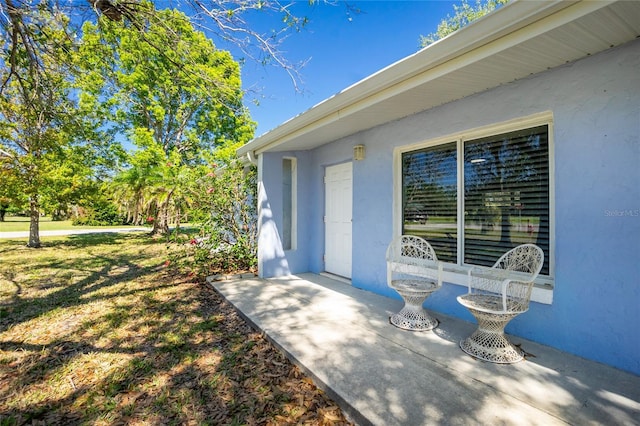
[{"x1": 258, "y1": 197, "x2": 291, "y2": 278}]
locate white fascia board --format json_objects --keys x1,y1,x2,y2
[{"x1": 237, "y1": 0, "x2": 611, "y2": 158}]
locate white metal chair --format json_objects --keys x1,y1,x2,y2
[
  {"x1": 457, "y1": 244, "x2": 544, "y2": 363},
  {"x1": 386, "y1": 235, "x2": 443, "y2": 331}
]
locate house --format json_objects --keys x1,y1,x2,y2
[{"x1": 237, "y1": 0, "x2": 640, "y2": 375}]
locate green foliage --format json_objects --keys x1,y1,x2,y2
[
  {"x1": 82, "y1": 6, "x2": 256, "y2": 236},
  {"x1": 419, "y1": 0, "x2": 510, "y2": 47},
  {"x1": 38, "y1": 146, "x2": 103, "y2": 221},
  {"x1": 72, "y1": 199, "x2": 126, "y2": 226},
  {"x1": 0, "y1": 10, "x2": 75, "y2": 245},
  {"x1": 0, "y1": 157, "x2": 27, "y2": 220},
  {"x1": 79, "y1": 7, "x2": 256, "y2": 161},
  {"x1": 111, "y1": 144, "x2": 205, "y2": 235},
  {"x1": 171, "y1": 158, "x2": 257, "y2": 276},
  {"x1": 0, "y1": 4, "x2": 124, "y2": 243}
]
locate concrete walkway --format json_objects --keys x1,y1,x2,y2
[{"x1": 210, "y1": 273, "x2": 640, "y2": 426}]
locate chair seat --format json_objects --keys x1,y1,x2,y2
[
  {"x1": 457, "y1": 294, "x2": 527, "y2": 314},
  {"x1": 456, "y1": 244, "x2": 544, "y2": 363},
  {"x1": 390, "y1": 279, "x2": 438, "y2": 296},
  {"x1": 386, "y1": 235, "x2": 442, "y2": 331}
]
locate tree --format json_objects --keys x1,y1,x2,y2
[
  {"x1": 0, "y1": 7, "x2": 80, "y2": 246},
  {"x1": 80, "y1": 7, "x2": 255, "y2": 153},
  {"x1": 0, "y1": 153, "x2": 26, "y2": 221},
  {"x1": 146, "y1": 152, "x2": 201, "y2": 234},
  {"x1": 0, "y1": 0, "x2": 312, "y2": 240},
  {"x1": 0, "y1": 5, "x2": 123, "y2": 245},
  {"x1": 419, "y1": 0, "x2": 510, "y2": 47},
  {"x1": 110, "y1": 147, "x2": 162, "y2": 226},
  {"x1": 82, "y1": 8, "x2": 255, "y2": 235},
  {"x1": 38, "y1": 146, "x2": 103, "y2": 221},
  {"x1": 1, "y1": 0, "x2": 314, "y2": 98},
  {"x1": 112, "y1": 145, "x2": 198, "y2": 234}
]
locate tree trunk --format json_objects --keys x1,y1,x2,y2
[
  {"x1": 150, "y1": 193, "x2": 173, "y2": 236},
  {"x1": 28, "y1": 197, "x2": 41, "y2": 248},
  {"x1": 174, "y1": 208, "x2": 181, "y2": 232},
  {"x1": 150, "y1": 205, "x2": 169, "y2": 235},
  {"x1": 151, "y1": 215, "x2": 169, "y2": 235}
]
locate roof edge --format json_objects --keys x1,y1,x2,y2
[{"x1": 237, "y1": 0, "x2": 604, "y2": 157}]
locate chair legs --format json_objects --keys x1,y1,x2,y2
[
  {"x1": 390, "y1": 281, "x2": 438, "y2": 331},
  {"x1": 459, "y1": 309, "x2": 524, "y2": 363}
]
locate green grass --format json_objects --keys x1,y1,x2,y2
[
  {"x1": 0, "y1": 216, "x2": 150, "y2": 233},
  {"x1": 0, "y1": 234, "x2": 350, "y2": 425}
]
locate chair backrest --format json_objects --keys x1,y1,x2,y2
[
  {"x1": 488, "y1": 244, "x2": 544, "y2": 311},
  {"x1": 386, "y1": 235, "x2": 441, "y2": 285},
  {"x1": 493, "y1": 244, "x2": 544, "y2": 278}
]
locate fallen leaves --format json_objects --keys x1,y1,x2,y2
[{"x1": 0, "y1": 234, "x2": 353, "y2": 425}]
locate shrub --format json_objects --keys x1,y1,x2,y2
[
  {"x1": 171, "y1": 159, "x2": 257, "y2": 277},
  {"x1": 72, "y1": 200, "x2": 127, "y2": 226}
]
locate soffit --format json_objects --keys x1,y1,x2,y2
[{"x1": 238, "y1": 0, "x2": 640, "y2": 156}]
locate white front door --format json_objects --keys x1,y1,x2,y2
[{"x1": 325, "y1": 162, "x2": 352, "y2": 278}]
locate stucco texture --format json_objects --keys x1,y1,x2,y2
[{"x1": 256, "y1": 39, "x2": 640, "y2": 375}]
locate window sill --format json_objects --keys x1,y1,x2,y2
[{"x1": 441, "y1": 263, "x2": 554, "y2": 305}]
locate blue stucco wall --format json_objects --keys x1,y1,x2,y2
[
  {"x1": 256, "y1": 39, "x2": 640, "y2": 375},
  {"x1": 258, "y1": 151, "x2": 314, "y2": 276}
]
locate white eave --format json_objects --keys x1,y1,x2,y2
[{"x1": 237, "y1": 0, "x2": 640, "y2": 158}]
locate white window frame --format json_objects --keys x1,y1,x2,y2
[
  {"x1": 282, "y1": 157, "x2": 297, "y2": 251},
  {"x1": 393, "y1": 111, "x2": 555, "y2": 304}
]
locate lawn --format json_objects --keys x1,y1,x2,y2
[
  {"x1": 0, "y1": 234, "x2": 351, "y2": 425},
  {"x1": 0, "y1": 216, "x2": 150, "y2": 233}
]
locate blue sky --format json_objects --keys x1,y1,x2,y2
[{"x1": 225, "y1": 1, "x2": 457, "y2": 137}]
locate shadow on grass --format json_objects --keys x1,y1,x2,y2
[
  {"x1": 0, "y1": 232, "x2": 151, "y2": 253},
  {"x1": 0, "y1": 235, "x2": 165, "y2": 335},
  {"x1": 0, "y1": 234, "x2": 348, "y2": 425},
  {"x1": 61, "y1": 232, "x2": 158, "y2": 248},
  {"x1": 0, "y1": 227, "x2": 200, "y2": 251}
]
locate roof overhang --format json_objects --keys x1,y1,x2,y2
[{"x1": 237, "y1": 0, "x2": 640, "y2": 159}]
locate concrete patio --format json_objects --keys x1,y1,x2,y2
[{"x1": 210, "y1": 273, "x2": 640, "y2": 425}]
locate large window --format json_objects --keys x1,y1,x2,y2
[
  {"x1": 401, "y1": 122, "x2": 551, "y2": 276},
  {"x1": 403, "y1": 142, "x2": 458, "y2": 263}
]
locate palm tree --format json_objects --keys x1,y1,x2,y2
[{"x1": 112, "y1": 154, "x2": 196, "y2": 235}]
